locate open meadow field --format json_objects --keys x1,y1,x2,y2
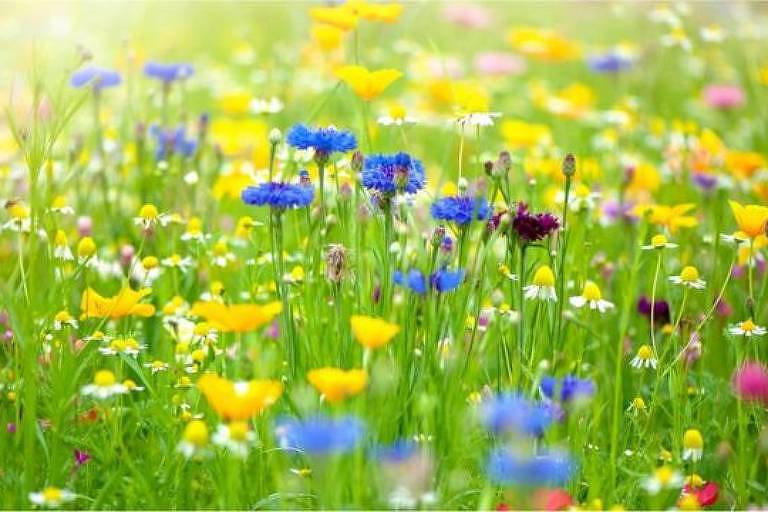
[{"x1": 2, "y1": 1, "x2": 768, "y2": 509}]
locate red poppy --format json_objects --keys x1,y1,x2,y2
[
  {"x1": 683, "y1": 481, "x2": 719, "y2": 507},
  {"x1": 533, "y1": 488, "x2": 573, "y2": 511}
]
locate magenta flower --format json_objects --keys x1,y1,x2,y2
[
  {"x1": 703, "y1": 85, "x2": 745, "y2": 110},
  {"x1": 732, "y1": 361, "x2": 768, "y2": 404},
  {"x1": 74, "y1": 449, "x2": 91, "y2": 468}
]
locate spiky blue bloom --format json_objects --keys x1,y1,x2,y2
[
  {"x1": 286, "y1": 124, "x2": 357, "y2": 155},
  {"x1": 150, "y1": 125, "x2": 196, "y2": 160},
  {"x1": 144, "y1": 61, "x2": 194, "y2": 83},
  {"x1": 394, "y1": 268, "x2": 464, "y2": 294},
  {"x1": 275, "y1": 415, "x2": 365, "y2": 455},
  {"x1": 481, "y1": 393, "x2": 555, "y2": 437},
  {"x1": 362, "y1": 152, "x2": 426, "y2": 194},
  {"x1": 487, "y1": 448, "x2": 574, "y2": 486},
  {"x1": 540, "y1": 375, "x2": 595, "y2": 403},
  {"x1": 431, "y1": 196, "x2": 491, "y2": 225},
  {"x1": 70, "y1": 67, "x2": 122, "y2": 89},
  {"x1": 242, "y1": 182, "x2": 314, "y2": 209}
]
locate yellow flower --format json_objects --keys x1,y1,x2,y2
[
  {"x1": 212, "y1": 167, "x2": 256, "y2": 200},
  {"x1": 335, "y1": 65, "x2": 402, "y2": 101},
  {"x1": 191, "y1": 301, "x2": 282, "y2": 333},
  {"x1": 310, "y1": 5, "x2": 358, "y2": 31},
  {"x1": 80, "y1": 286, "x2": 156, "y2": 319},
  {"x1": 729, "y1": 200, "x2": 768, "y2": 238},
  {"x1": 77, "y1": 237, "x2": 97, "y2": 258},
  {"x1": 183, "y1": 419, "x2": 209, "y2": 447},
  {"x1": 500, "y1": 120, "x2": 551, "y2": 149},
  {"x1": 307, "y1": 367, "x2": 368, "y2": 402},
  {"x1": 350, "y1": 315, "x2": 400, "y2": 349},
  {"x1": 217, "y1": 91, "x2": 252, "y2": 115},
  {"x1": 726, "y1": 150, "x2": 765, "y2": 179},
  {"x1": 312, "y1": 24, "x2": 345, "y2": 52},
  {"x1": 197, "y1": 373, "x2": 282, "y2": 420},
  {"x1": 507, "y1": 27, "x2": 581, "y2": 62},
  {"x1": 348, "y1": 0, "x2": 403, "y2": 23},
  {"x1": 648, "y1": 203, "x2": 698, "y2": 233}
]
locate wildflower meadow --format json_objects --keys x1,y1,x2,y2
[{"x1": 3, "y1": 1, "x2": 768, "y2": 509}]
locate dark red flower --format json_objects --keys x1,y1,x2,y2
[{"x1": 511, "y1": 203, "x2": 559, "y2": 243}]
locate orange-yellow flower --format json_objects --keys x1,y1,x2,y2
[
  {"x1": 729, "y1": 200, "x2": 768, "y2": 239},
  {"x1": 335, "y1": 65, "x2": 402, "y2": 101},
  {"x1": 80, "y1": 286, "x2": 156, "y2": 319},
  {"x1": 507, "y1": 27, "x2": 581, "y2": 62},
  {"x1": 191, "y1": 301, "x2": 282, "y2": 333},
  {"x1": 197, "y1": 374, "x2": 282, "y2": 420},
  {"x1": 307, "y1": 367, "x2": 368, "y2": 402},
  {"x1": 350, "y1": 315, "x2": 400, "y2": 349},
  {"x1": 647, "y1": 204, "x2": 698, "y2": 233},
  {"x1": 310, "y1": 6, "x2": 358, "y2": 31}
]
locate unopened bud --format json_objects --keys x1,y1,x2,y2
[
  {"x1": 562, "y1": 153, "x2": 576, "y2": 177},
  {"x1": 268, "y1": 128, "x2": 282, "y2": 145}
]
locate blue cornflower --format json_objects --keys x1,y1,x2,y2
[
  {"x1": 274, "y1": 415, "x2": 365, "y2": 455},
  {"x1": 144, "y1": 61, "x2": 194, "y2": 83},
  {"x1": 242, "y1": 182, "x2": 314, "y2": 209},
  {"x1": 431, "y1": 268, "x2": 465, "y2": 292},
  {"x1": 431, "y1": 196, "x2": 491, "y2": 225},
  {"x1": 481, "y1": 393, "x2": 555, "y2": 437},
  {"x1": 540, "y1": 375, "x2": 595, "y2": 403},
  {"x1": 70, "y1": 67, "x2": 122, "y2": 89},
  {"x1": 286, "y1": 124, "x2": 357, "y2": 157},
  {"x1": 362, "y1": 152, "x2": 426, "y2": 195},
  {"x1": 394, "y1": 268, "x2": 464, "y2": 294},
  {"x1": 587, "y1": 52, "x2": 633, "y2": 73},
  {"x1": 372, "y1": 439, "x2": 417, "y2": 463},
  {"x1": 487, "y1": 448, "x2": 574, "y2": 486},
  {"x1": 150, "y1": 125, "x2": 197, "y2": 160}
]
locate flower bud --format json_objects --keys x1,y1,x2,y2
[
  {"x1": 268, "y1": 127, "x2": 282, "y2": 145},
  {"x1": 562, "y1": 153, "x2": 576, "y2": 177}
]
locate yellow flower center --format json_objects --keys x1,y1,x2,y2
[
  {"x1": 388, "y1": 104, "x2": 407, "y2": 120},
  {"x1": 8, "y1": 203, "x2": 29, "y2": 219},
  {"x1": 42, "y1": 487, "x2": 62, "y2": 503},
  {"x1": 741, "y1": 319, "x2": 757, "y2": 332},
  {"x1": 142, "y1": 256, "x2": 159, "y2": 269},
  {"x1": 77, "y1": 237, "x2": 97, "y2": 258},
  {"x1": 51, "y1": 195, "x2": 68, "y2": 209},
  {"x1": 680, "y1": 266, "x2": 699, "y2": 282},
  {"x1": 183, "y1": 419, "x2": 209, "y2": 447},
  {"x1": 686, "y1": 474, "x2": 705, "y2": 488},
  {"x1": 125, "y1": 338, "x2": 140, "y2": 351},
  {"x1": 194, "y1": 322, "x2": 212, "y2": 336},
  {"x1": 574, "y1": 183, "x2": 590, "y2": 199},
  {"x1": 683, "y1": 429, "x2": 703, "y2": 449},
  {"x1": 191, "y1": 349, "x2": 206, "y2": 362},
  {"x1": 170, "y1": 254, "x2": 182, "y2": 265},
  {"x1": 186, "y1": 217, "x2": 202, "y2": 234},
  {"x1": 228, "y1": 421, "x2": 250, "y2": 441},
  {"x1": 151, "y1": 360, "x2": 166, "y2": 370},
  {"x1": 532, "y1": 265, "x2": 555, "y2": 287},
  {"x1": 655, "y1": 466, "x2": 674, "y2": 485},
  {"x1": 637, "y1": 344, "x2": 653, "y2": 360},
  {"x1": 582, "y1": 281, "x2": 602, "y2": 301},
  {"x1": 651, "y1": 234, "x2": 668, "y2": 248},
  {"x1": 632, "y1": 396, "x2": 646, "y2": 410},
  {"x1": 94, "y1": 370, "x2": 116, "y2": 387},
  {"x1": 213, "y1": 241, "x2": 228, "y2": 256},
  {"x1": 123, "y1": 379, "x2": 137, "y2": 391},
  {"x1": 139, "y1": 204, "x2": 159, "y2": 220},
  {"x1": 54, "y1": 230, "x2": 68, "y2": 247}
]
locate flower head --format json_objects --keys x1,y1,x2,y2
[
  {"x1": 569, "y1": 281, "x2": 614, "y2": 312},
  {"x1": 511, "y1": 203, "x2": 559, "y2": 243},
  {"x1": 275, "y1": 415, "x2": 365, "y2": 455},
  {"x1": 350, "y1": 315, "x2": 400, "y2": 349},
  {"x1": 481, "y1": 393, "x2": 555, "y2": 436},
  {"x1": 286, "y1": 124, "x2": 357, "y2": 156},
  {"x1": 728, "y1": 318, "x2": 766, "y2": 337},
  {"x1": 307, "y1": 367, "x2": 368, "y2": 402},
  {"x1": 362, "y1": 152, "x2": 426, "y2": 195},
  {"x1": 487, "y1": 448, "x2": 573, "y2": 487},
  {"x1": 177, "y1": 419, "x2": 210, "y2": 458},
  {"x1": 197, "y1": 374, "x2": 282, "y2": 421},
  {"x1": 70, "y1": 67, "x2": 121, "y2": 89},
  {"x1": 642, "y1": 466, "x2": 683, "y2": 494},
  {"x1": 144, "y1": 61, "x2": 194, "y2": 83},
  {"x1": 431, "y1": 196, "x2": 491, "y2": 226},
  {"x1": 191, "y1": 301, "x2": 281, "y2": 333},
  {"x1": 81, "y1": 370, "x2": 128, "y2": 399},
  {"x1": 540, "y1": 375, "x2": 595, "y2": 403},
  {"x1": 642, "y1": 233, "x2": 678, "y2": 250},
  {"x1": 524, "y1": 265, "x2": 557, "y2": 302},
  {"x1": 670, "y1": 266, "x2": 706, "y2": 289},
  {"x1": 630, "y1": 344, "x2": 658, "y2": 370},
  {"x1": 732, "y1": 361, "x2": 768, "y2": 404},
  {"x1": 728, "y1": 201, "x2": 768, "y2": 239},
  {"x1": 241, "y1": 182, "x2": 314, "y2": 209},
  {"x1": 335, "y1": 65, "x2": 402, "y2": 101},
  {"x1": 29, "y1": 487, "x2": 75, "y2": 508},
  {"x1": 682, "y1": 428, "x2": 704, "y2": 461},
  {"x1": 80, "y1": 286, "x2": 156, "y2": 319}
]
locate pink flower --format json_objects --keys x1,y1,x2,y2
[
  {"x1": 77, "y1": 216, "x2": 93, "y2": 237},
  {"x1": 732, "y1": 361, "x2": 768, "y2": 404},
  {"x1": 474, "y1": 52, "x2": 526, "y2": 77},
  {"x1": 441, "y1": 3, "x2": 491, "y2": 30},
  {"x1": 703, "y1": 84, "x2": 745, "y2": 110},
  {"x1": 683, "y1": 481, "x2": 719, "y2": 507}
]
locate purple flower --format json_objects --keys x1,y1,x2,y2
[
  {"x1": 70, "y1": 67, "x2": 122, "y2": 89},
  {"x1": 74, "y1": 449, "x2": 91, "y2": 467},
  {"x1": 511, "y1": 203, "x2": 559, "y2": 243},
  {"x1": 637, "y1": 296, "x2": 670, "y2": 325},
  {"x1": 692, "y1": 172, "x2": 718, "y2": 191},
  {"x1": 540, "y1": 375, "x2": 595, "y2": 402},
  {"x1": 144, "y1": 61, "x2": 194, "y2": 83}
]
